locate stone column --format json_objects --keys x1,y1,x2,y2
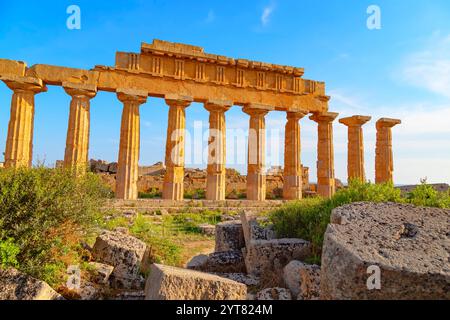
[
  {"x1": 115, "y1": 88, "x2": 148, "y2": 200},
  {"x1": 243, "y1": 104, "x2": 273, "y2": 201},
  {"x1": 375, "y1": 118, "x2": 401, "y2": 184},
  {"x1": 1, "y1": 75, "x2": 47, "y2": 168},
  {"x1": 310, "y1": 112, "x2": 339, "y2": 198},
  {"x1": 283, "y1": 110, "x2": 308, "y2": 200},
  {"x1": 205, "y1": 100, "x2": 232, "y2": 201},
  {"x1": 162, "y1": 94, "x2": 193, "y2": 201},
  {"x1": 63, "y1": 82, "x2": 97, "y2": 171},
  {"x1": 339, "y1": 115, "x2": 371, "y2": 182}
]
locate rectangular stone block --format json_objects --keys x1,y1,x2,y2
[
  {"x1": 0, "y1": 59, "x2": 26, "y2": 76},
  {"x1": 145, "y1": 264, "x2": 247, "y2": 300}
]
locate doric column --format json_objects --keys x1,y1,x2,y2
[
  {"x1": 243, "y1": 104, "x2": 273, "y2": 201},
  {"x1": 339, "y1": 115, "x2": 371, "y2": 182},
  {"x1": 63, "y1": 82, "x2": 97, "y2": 171},
  {"x1": 375, "y1": 118, "x2": 401, "y2": 184},
  {"x1": 115, "y1": 88, "x2": 148, "y2": 200},
  {"x1": 162, "y1": 94, "x2": 193, "y2": 200},
  {"x1": 1, "y1": 75, "x2": 47, "y2": 168},
  {"x1": 205, "y1": 100, "x2": 232, "y2": 201},
  {"x1": 283, "y1": 110, "x2": 308, "y2": 200},
  {"x1": 310, "y1": 112, "x2": 339, "y2": 198}
]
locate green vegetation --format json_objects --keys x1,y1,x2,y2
[
  {"x1": 0, "y1": 167, "x2": 110, "y2": 286},
  {"x1": 138, "y1": 188, "x2": 162, "y2": 199},
  {"x1": 269, "y1": 179, "x2": 450, "y2": 264},
  {"x1": 102, "y1": 210, "x2": 219, "y2": 266},
  {"x1": 184, "y1": 189, "x2": 206, "y2": 199}
]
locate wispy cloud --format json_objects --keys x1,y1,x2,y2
[
  {"x1": 261, "y1": 3, "x2": 275, "y2": 26},
  {"x1": 204, "y1": 9, "x2": 215, "y2": 24},
  {"x1": 399, "y1": 32, "x2": 450, "y2": 98}
]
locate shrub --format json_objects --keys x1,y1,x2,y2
[
  {"x1": 407, "y1": 179, "x2": 450, "y2": 208},
  {"x1": 0, "y1": 238, "x2": 20, "y2": 268},
  {"x1": 0, "y1": 167, "x2": 110, "y2": 285}
]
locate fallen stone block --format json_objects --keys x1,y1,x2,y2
[
  {"x1": 145, "y1": 264, "x2": 247, "y2": 300},
  {"x1": 88, "y1": 262, "x2": 114, "y2": 285},
  {"x1": 199, "y1": 223, "x2": 215, "y2": 236},
  {"x1": 240, "y1": 211, "x2": 275, "y2": 247},
  {"x1": 283, "y1": 260, "x2": 320, "y2": 299},
  {"x1": 215, "y1": 221, "x2": 245, "y2": 251},
  {"x1": 187, "y1": 251, "x2": 246, "y2": 273},
  {"x1": 0, "y1": 268, "x2": 63, "y2": 300},
  {"x1": 210, "y1": 273, "x2": 260, "y2": 287},
  {"x1": 245, "y1": 238, "x2": 312, "y2": 277},
  {"x1": 321, "y1": 202, "x2": 450, "y2": 300},
  {"x1": 256, "y1": 287, "x2": 292, "y2": 300},
  {"x1": 92, "y1": 231, "x2": 148, "y2": 289}
]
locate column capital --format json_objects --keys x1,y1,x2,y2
[
  {"x1": 339, "y1": 115, "x2": 372, "y2": 127},
  {"x1": 243, "y1": 103, "x2": 273, "y2": 116},
  {"x1": 63, "y1": 82, "x2": 97, "y2": 98},
  {"x1": 117, "y1": 88, "x2": 148, "y2": 104},
  {"x1": 287, "y1": 109, "x2": 308, "y2": 121},
  {"x1": 205, "y1": 99, "x2": 233, "y2": 113},
  {"x1": 309, "y1": 112, "x2": 339, "y2": 123},
  {"x1": 165, "y1": 94, "x2": 193, "y2": 108},
  {"x1": 376, "y1": 118, "x2": 401, "y2": 129},
  {"x1": 1, "y1": 75, "x2": 47, "y2": 93}
]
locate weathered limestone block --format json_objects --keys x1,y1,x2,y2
[
  {"x1": 87, "y1": 262, "x2": 114, "y2": 285},
  {"x1": 211, "y1": 273, "x2": 260, "y2": 287},
  {"x1": 145, "y1": 264, "x2": 247, "y2": 300},
  {"x1": 375, "y1": 118, "x2": 401, "y2": 184},
  {"x1": 240, "y1": 211, "x2": 276, "y2": 247},
  {"x1": 187, "y1": 251, "x2": 246, "y2": 274},
  {"x1": 245, "y1": 239, "x2": 312, "y2": 277},
  {"x1": 283, "y1": 110, "x2": 308, "y2": 200},
  {"x1": 215, "y1": 220, "x2": 245, "y2": 252},
  {"x1": 198, "y1": 223, "x2": 215, "y2": 236},
  {"x1": 0, "y1": 58, "x2": 26, "y2": 76},
  {"x1": 256, "y1": 287, "x2": 292, "y2": 300},
  {"x1": 321, "y1": 202, "x2": 450, "y2": 300},
  {"x1": 0, "y1": 268, "x2": 62, "y2": 300},
  {"x1": 339, "y1": 115, "x2": 371, "y2": 182},
  {"x1": 92, "y1": 231, "x2": 148, "y2": 290},
  {"x1": 310, "y1": 112, "x2": 338, "y2": 198},
  {"x1": 283, "y1": 260, "x2": 320, "y2": 299}
]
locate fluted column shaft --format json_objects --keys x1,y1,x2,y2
[
  {"x1": 375, "y1": 118, "x2": 401, "y2": 184},
  {"x1": 115, "y1": 89, "x2": 148, "y2": 200},
  {"x1": 2, "y1": 76, "x2": 47, "y2": 168},
  {"x1": 244, "y1": 105, "x2": 270, "y2": 201},
  {"x1": 162, "y1": 95, "x2": 193, "y2": 200},
  {"x1": 283, "y1": 110, "x2": 307, "y2": 200},
  {"x1": 339, "y1": 115, "x2": 371, "y2": 182},
  {"x1": 63, "y1": 82, "x2": 97, "y2": 171},
  {"x1": 310, "y1": 112, "x2": 339, "y2": 198},
  {"x1": 205, "y1": 100, "x2": 232, "y2": 201}
]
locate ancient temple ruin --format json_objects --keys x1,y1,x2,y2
[{"x1": 0, "y1": 39, "x2": 401, "y2": 201}]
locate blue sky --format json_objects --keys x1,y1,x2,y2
[{"x1": 0, "y1": 0, "x2": 449, "y2": 184}]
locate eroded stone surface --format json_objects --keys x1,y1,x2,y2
[
  {"x1": 0, "y1": 268, "x2": 62, "y2": 300},
  {"x1": 245, "y1": 239, "x2": 312, "y2": 277},
  {"x1": 283, "y1": 260, "x2": 321, "y2": 299},
  {"x1": 92, "y1": 231, "x2": 148, "y2": 290},
  {"x1": 215, "y1": 220, "x2": 245, "y2": 252},
  {"x1": 88, "y1": 262, "x2": 114, "y2": 285},
  {"x1": 256, "y1": 287, "x2": 292, "y2": 300},
  {"x1": 321, "y1": 202, "x2": 450, "y2": 300},
  {"x1": 145, "y1": 264, "x2": 247, "y2": 300},
  {"x1": 187, "y1": 251, "x2": 246, "y2": 274}
]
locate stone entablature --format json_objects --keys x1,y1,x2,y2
[{"x1": 0, "y1": 40, "x2": 401, "y2": 201}]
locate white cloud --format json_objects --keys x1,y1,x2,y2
[
  {"x1": 205, "y1": 9, "x2": 215, "y2": 23},
  {"x1": 399, "y1": 33, "x2": 450, "y2": 98},
  {"x1": 261, "y1": 4, "x2": 275, "y2": 26}
]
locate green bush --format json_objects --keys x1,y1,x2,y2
[
  {"x1": 0, "y1": 238, "x2": 20, "y2": 268},
  {"x1": 0, "y1": 167, "x2": 110, "y2": 285},
  {"x1": 407, "y1": 179, "x2": 450, "y2": 208}
]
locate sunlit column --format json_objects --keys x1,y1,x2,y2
[{"x1": 375, "y1": 118, "x2": 401, "y2": 184}]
